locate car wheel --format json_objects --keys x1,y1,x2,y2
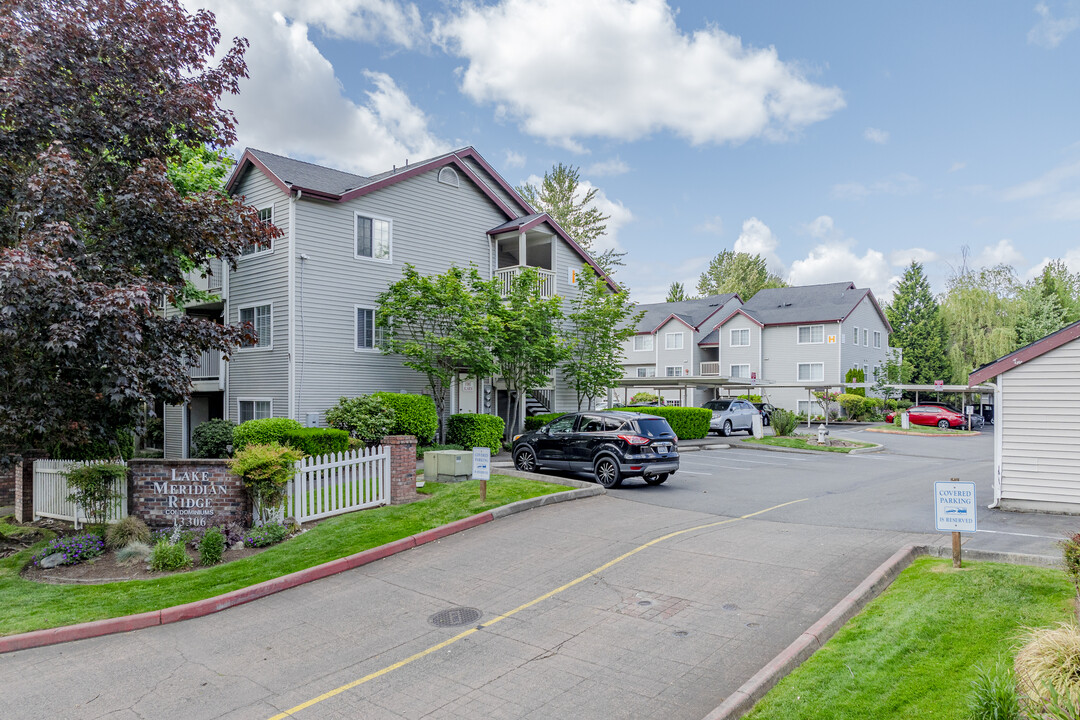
[
  {"x1": 722, "y1": 420, "x2": 733, "y2": 437},
  {"x1": 937, "y1": 419, "x2": 949, "y2": 428},
  {"x1": 644, "y1": 473, "x2": 668, "y2": 486},
  {"x1": 763, "y1": 416, "x2": 770, "y2": 427},
  {"x1": 594, "y1": 457, "x2": 622, "y2": 488},
  {"x1": 514, "y1": 447, "x2": 537, "y2": 472}
]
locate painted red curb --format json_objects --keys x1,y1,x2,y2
[{"x1": 0, "y1": 515, "x2": 493, "y2": 655}]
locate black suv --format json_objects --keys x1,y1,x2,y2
[{"x1": 512, "y1": 411, "x2": 679, "y2": 488}]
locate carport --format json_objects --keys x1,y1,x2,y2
[{"x1": 610, "y1": 376, "x2": 755, "y2": 408}]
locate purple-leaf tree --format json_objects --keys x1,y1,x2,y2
[{"x1": 0, "y1": 0, "x2": 276, "y2": 453}]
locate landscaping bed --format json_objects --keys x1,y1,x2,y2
[
  {"x1": 867, "y1": 423, "x2": 980, "y2": 436},
  {"x1": 743, "y1": 435, "x2": 878, "y2": 453},
  {"x1": 0, "y1": 476, "x2": 564, "y2": 636},
  {"x1": 743, "y1": 557, "x2": 1074, "y2": 720}
]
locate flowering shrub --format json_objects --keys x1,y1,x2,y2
[
  {"x1": 244, "y1": 522, "x2": 288, "y2": 548},
  {"x1": 32, "y1": 534, "x2": 105, "y2": 567}
]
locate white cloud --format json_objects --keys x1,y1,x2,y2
[
  {"x1": 586, "y1": 157, "x2": 630, "y2": 177},
  {"x1": 1002, "y1": 158, "x2": 1080, "y2": 201},
  {"x1": 1049, "y1": 192, "x2": 1080, "y2": 219},
  {"x1": 192, "y1": 3, "x2": 447, "y2": 175},
  {"x1": 1025, "y1": 247, "x2": 1080, "y2": 279},
  {"x1": 504, "y1": 150, "x2": 527, "y2": 168},
  {"x1": 889, "y1": 248, "x2": 939, "y2": 266},
  {"x1": 975, "y1": 239, "x2": 1025, "y2": 268},
  {"x1": 949, "y1": 161, "x2": 966, "y2": 173},
  {"x1": 831, "y1": 173, "x2": 921, "y2": 200},
  {"x1": 804, "y1": 214, "x2": 835, "y2": 239},
  {"x1": 863, "y1": 127, "x2": 889, "y2": 144},
  {"x1": 787, "y1": 242, "x2": 895, "y2": 296},
  {"x1": 734, "y1": 217, "x2": 785, "y2": 275},
  {"x1": 433, "y1": 0, "x2": 844, "y2": 149},
  {"x1": 271, "y1": 0, "x2": 425, "y2": 47},
  {"x1": 694, "y1": 215, "x2": 724, "y2": 236},
  {"x1": 1028, "y1": 2, "x2": 1080, "y2": 48}
]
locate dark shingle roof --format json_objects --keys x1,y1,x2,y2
[
  {"x1": 488, "y1": 213, "x2": 546, "y2": 234},
  {"x1": 740, "y1": 282, "x2": 865, "y2": 325},
  {"x1": 246, "y1": 147, "x2": 463, "y2": 196},
  {"x1": 633, "y1": 294, "x2": 739, "y2": 332},
  {"x1": 698, "y1": 329, "x2": 719, "y2": 345}
]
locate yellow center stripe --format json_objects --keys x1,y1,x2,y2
[{"x1": 268, "y1": 497, "x2": 807, "y2": 719}]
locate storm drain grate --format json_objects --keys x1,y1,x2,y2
[{"x1": 429, "y1": 607, "x2": 482, "y2": 627}]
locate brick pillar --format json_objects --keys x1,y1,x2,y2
[
  {"x1": 14, "y1": 450, "x2": 47, "y2": 523},
  {"x1": 383, "y1": 435, "x2": 419, "y2": 505}
]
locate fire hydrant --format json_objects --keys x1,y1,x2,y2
[{"x1": 817, "y1": 424, "x2": 830, "y2": 445}]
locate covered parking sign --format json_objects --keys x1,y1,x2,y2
[{"x1": 934, "y1": 480, "x2": 977, "y2": 532}]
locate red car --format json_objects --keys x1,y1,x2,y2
[{"x1": 885, "y1": 405, "x2": 968, "y2": 429}]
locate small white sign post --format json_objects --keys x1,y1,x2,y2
[
  {"x1": 935, "y1": 478, "x2": 977, "y2": 568},
  {"x1": 472, "y1": 446, "x2": 491, "y2": 501}
]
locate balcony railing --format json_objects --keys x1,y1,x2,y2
[
  {"x1": 496, "y1": 265, "x2": 556, "y2": 298},
  {"x1": 185, "y1": 258, "x2": 223, "y2": 295},
  {"x1": 190, "y1": 350, "x2": 221, "y2": 380},
  {"x1": 699, "y1": 362, "x2": 720, "y2": 376}
]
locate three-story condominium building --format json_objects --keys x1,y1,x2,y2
[
  {"x1": 164, "y1": 147, "x2": 616, "y2": 458},
  {"x1": 620, "y1": 282, "x2": 894, "y2": 413}
]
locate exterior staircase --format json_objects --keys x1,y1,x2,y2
[{"x1": 525, "y1": 389, "x2": 554, "y2": 416}]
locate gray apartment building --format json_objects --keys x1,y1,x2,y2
[
  {"x1": 164, "y1": 147, "x2": 615, "y2": 458},
  {"x1": 620, "y1": 282, "x2": 894, "y2": 413}
]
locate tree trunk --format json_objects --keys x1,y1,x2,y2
[{"x1": 510, "y1": 389, "x2": 523, "y2": 438}]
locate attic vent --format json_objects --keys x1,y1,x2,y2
[
  {"x1": 438, "y1": 167, "x2": 460, "y2": 188},
  {"x1": 708, "y1": 303, "x2": 719, "y2": 307}
]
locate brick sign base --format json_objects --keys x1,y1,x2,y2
[{"x1": 128, "y1": 459, "x2": 249, "y2": 529}]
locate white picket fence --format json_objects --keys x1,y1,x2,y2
[
  {"x1": 286, "y1": 446, "x2": 390, "y2": 524},
  {"x1": 33, "y1": 459, "x2": 128, "y2": 528}
]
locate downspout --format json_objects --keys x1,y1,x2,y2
[
  {"x1": 990, "y1": 375, "x2": 1003, "y2": 508},
  {"x1": 287, "y1": 189, "x2": 298, "y2": 420}
]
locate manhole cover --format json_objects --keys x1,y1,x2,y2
[
  {"x1": 746, "y1": 622, "x2": 760, "y2": 628},
  {"x1": 637, "y1": 600, "x2": 653, "y2": 607},
  {"x1": 429, "y1": 607, "x2": 482, "y2": 627},
  {"x1": 673, "y1": 630, "x2": 688, "y2": 637},
  {"x1": 722, "y1": 603, "x2": 738, "y2": 611}
]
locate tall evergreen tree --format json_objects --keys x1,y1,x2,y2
[
  {"x1": 886, "y1": 262, "x2": 949, "y2": 384},
  {"x1": 695, "y1": 249, "x2": 785, "y2": 300},
  {"x1": 1017, "y1": 269, "x2": 1069, "y2": 346},
  {"x1": 666, "y1": 281, "x2": 689, "y2": 302}
]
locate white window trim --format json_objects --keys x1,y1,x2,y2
[
  {"x1": 797, "y1": 362, "x2": 825, "y2": 382},
  {"x1": 633, "y1": 334, "x2": 654, "y2": 352},
  {"x1": 730, "y1": 363, "x2": 750, "y2": 378},
  {"x1": 240, "y1": 203, "x2": 275, "y2": 258},
  {"x1": 437, "y1": 167, "x2": 460, "y2": 187},
  {"x1": 730, "y1": 328, "x2": 750, "y2": 347},
  {"x1": 873, "y1": 331, "x2": 881, "y2": 349},
  {"x1": 665, "y1": 365, "x2": 684, "y2": 377},
  {"x1": 797, "y1": 324, "x2": 825, "y2": 345},
  {"x1": 863, "y1": 329, "x2": 869, "y2": 347},
  {"x1": 354, "y1": 212, "x2": 393, "y2": 263},
  {"x1": 236, "y1": 398, "x2": 273, "y2": 423},
  {"x1": 853, "y1": 326, "x2": 859, "y2": 345},
  {"x1": 665, "y1": 332, "x2": 684, "y2": 350},
  {"x1": 636, "y1": 367, "x2": 656, "y2": 378},
  {"x1": 354, "y1": 305, "x2": 384, "y2": 353},
  {"x1": 237, "y1": 301, "x2": 273, "y2": 352}
]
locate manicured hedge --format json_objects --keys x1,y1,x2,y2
[
  {"x1": 281, "y1": 428, "x2": 350, "y2": 457},
  {"x1": 447, "y1": 413, "x2": 505, "y2": 454},
  {"x1": 50, "y1": 429, "x2": 135, "y2": 461},
  {"x1": 524, "y1": 412, "x2": 564, "y2": 431},
  {"x1": 233, "y1": 417, "x2": 304, "y2": 451},
  {"x1": 618, "y1": 406, "x2": 711, "y2": 439},
  {"x1": 191, "y1": 418, "x2": 236, "y2": 458},
  {"x1": 371, "y1": 392, "x2": 438, "y2": 444}
]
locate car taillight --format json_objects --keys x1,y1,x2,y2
[{"x1": 618, "y1": 434, "x2": 650, "y2": 445}]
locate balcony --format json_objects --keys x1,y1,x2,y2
[
  {"x1": 186, "y1": 257, "x2": 224, "y2": 295},
  {"x1": 190, "y1": 350, "x2": 221, "y2": 380},
  {"x1": 699, "y1": 362, "x2": 720, "y2": 376},
  {"x1": 496, "y1": 265, "x2": 556, "y2": 298}
]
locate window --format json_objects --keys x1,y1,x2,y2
[
  {"x1": 238, "y1": 399, "x2": 272, "y2": 424},
  {"x1": 548, "y1": 415, "x2": 576, "y2": 434},
  {"x1": 863, "y1": 329, "x2": 869, "y2": 346},
  {"x1": 797, "y1": 400, "x2": 811, "y2": 417},
  {"x1": 665, "y1": 332, "x2": 684, "y2": 350},
  {"x1": 604, "y1": 417, "x2": 626, "y2": 431},
  {"x1": 874, "y1": 331, "x2": 881, "y2": 349},
  {"x1": 579, "y1": 415, "x2": 605, "y2": 433},
  {"x1": 633, "y1": 335, "x2": 654, "y2": 352},
  {"x1": 730, "y1": 328, "x2": 750, "y2": 347},
  {"x1": 437, "y1": 167, "x2": 460, "y2": 187},
  {"x1": 355, "y1": 214, "x2": 391, "y2": 261},
  {"x1": 239, "y1": 304, "x2": 271, "y2": 349},
  {"x1": 852, "y1": 326, "x2": 859, "y2": 345},
  {"x1": 665, "y1": 366, "x2": 683, "y2": 377},
  {"x1": 355, "y1": 307, "x2": 385, "y2": 350},
  {"x1": 797, "y1": 325, "x2": 824, "y2": 344},
  {"x1": 797, "y1": 362, "x2": 824, "y2": 382},
  {"x1": 636, "y1": 367, "x2": 656, "y2": 378},
  {"x1": 730, "y1": 364, "x2": 750, "y2": 379},
  {"x1": 241, "y1": 206, "x2": 274, "y2": 256},
  {"x1": 666, "y1": 399, "x2": 682, "y2": 407}
]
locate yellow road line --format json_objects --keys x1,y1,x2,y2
[{"x1": 267, "y1": 498, "x2": 807, "y2": 719}]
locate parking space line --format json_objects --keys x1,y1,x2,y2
[{"x1": 265, "y1": 497, "x2": 809, "y2": 720}]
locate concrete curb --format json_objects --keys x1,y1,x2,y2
[
  {"x1": 731, "y1": 440, "x2": 883, "y2": 456},
  {"x1": 0, "y1": 478, "x2": 596, "y2": 655},
  {"x1": 700, "y1": 544, "x2": 1058, "y2": 720},
  {"x1": 865, "y1": 427, "x2": 981, "y2": 437}
]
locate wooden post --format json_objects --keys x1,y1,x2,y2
[
  {"x1": 952, "y1": 531, "x2": 962, "y2": 568},
  {"x1": 480, "y1": 478, "x2": 487, "y2": 502}
]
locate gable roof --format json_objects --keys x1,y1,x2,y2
[
  {"x1": 225, "y1": 147, "x2": 618, "y2": 292},
  {"x1": 713, "y1": 307, "x2": 766, "y2": 330},
  {"x1": 632, "y1": 294, "x2": 739, "y2": 333},
  {"x1": 968, "y1": 318, "x2": 1080, "y2": 386},
  {"x1": 739, "y1": 282, "x2": 890, "y2": 330}
]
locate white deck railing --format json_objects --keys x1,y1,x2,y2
[
  {"x1": 699, "y1": 362, "x2": 720, "y2": 376},
  {"x1": 189, "y1": 350, "x2": 221, "y2": 379},
  {"x1": 496, "y1": 265, "x2": 556, "y2": 298}
]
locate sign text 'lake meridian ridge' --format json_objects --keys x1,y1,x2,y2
[{"x1": 152, "y1": 470, "x2": 228, "y2": 521}]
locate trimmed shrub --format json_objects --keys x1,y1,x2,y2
[
  {"x1": 447, "y1": 413, "x2": 505, "y2": 454},
  {"x1": 198, "y1": 527, "x2": 226, "y2": 566},
  {"x1": 630, "y1": 406, "x2": 711, "y2": 439},
  {"x1": 233, "y1": 417, "x2": 304, "y2": 451},
  {"x1": 630, "y1": 391, "x2": 659, "y2": 404},
  {"x1": 525, "y1": 412, "x2": 564, "y2": 431},
  {"x1": 191, "y1": 418, "x2": 236, "y2": 458},
  {"x1": 372, "y1": 392, "x2": 438, "y2": 444},
  {"x1": 736, "y1": 394, "x2": 763, "y2": 403},
  {"x1": 417, "y1": 443, "x2": 465, "y2": 460},
  {"x1": 50, "y1": 429, "x2": 134, "y2": 461},
  {"x1": 845, "y1": 368, "x2": 866, "y2": 396},
  {"x1": 228, "y1": 442, "x2": 304, "y2": 524},
  {"x1": 105, "y1": 516, "x2": 151, "y2": 550},
  {"x1": 64, "y1": 462, "x2": 127, "y2": 527},
  {"x1": 149, "y1": 539, "x2": 192, "y2": 571},
  {"x1": 836, "y1": 393, "x2": 871, "y2": 421},
  {"x1": 281, "y1": 428, "x2": 350, "y2": 457},
  {"x1": 771, "y1": 409, "x2": 799, "y2": 437},
  {"x1": 324, "y1": 395, "x2": 395, "y2": 444}
]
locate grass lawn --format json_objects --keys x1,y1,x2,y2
[
  {"x1": 744, "y1": 557, "x2": 1074, "y2": 720},
  {"x1": 743, "y1": 436, "x2": 876, "y2": 453},
  {"x1": 0, "y1": 476, "x2": 563, "y2": 636},
  {"x1": 870, "y1": 423, "x2": 979, "y2": 436}
]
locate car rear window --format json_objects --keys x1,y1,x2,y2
[{"x1": 635, "y1": 418, "x2": 674, "y2": 437}]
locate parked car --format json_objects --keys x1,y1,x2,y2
[
  {"x1": 512, "y1": 411, "x2": 679, "y2": 488},
  {"x1": 919, "y1": 401, "x2": 985, "y2": 428},
  {"x1": 702, "y1": 398, "x2": 758, "y2": 436},
  {"x1": 752, "y1": 402, "x2": 777, "y2": 426},
  {"x1": 885, "y1": 405, "x2": 971, "y2": 429}
]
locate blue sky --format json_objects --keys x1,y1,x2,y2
[{"x1": 192, "y1": 0, "x2": 1080, "y2": 302}]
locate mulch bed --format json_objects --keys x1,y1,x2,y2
[{"x1": 793, "y1": 434, "x2": 869, "y2": 449}]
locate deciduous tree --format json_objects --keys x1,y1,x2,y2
[{"x1": 940, "y1": 265, "x2": 1020, "y2": 383}]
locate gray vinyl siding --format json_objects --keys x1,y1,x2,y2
[
  {"x1": 164, "y1": 404, "x2": 184, "y2": 459},
  {"x1": 759, "y1": 322, "x2": 842, "y2": 412},
  {"x1": 553, "y1": 236, "x2": 604, "y2": 411},
  {"x1": 720, "y1": 316, "x2": 760, "y2": 380},
  {"x1": 227, "y1": 169, "x2": 291, "y2": 423},
  {"x1": 292, "y1": 166, "x2": 506, "y2": 423},
  {"x1": 839, "y1": 296, "x2": 891, "y2": 391},
  {"x1": 999, "y1": 340, "x2": 1080, "y2": 505},
  {"x1": 458, "y1": 157, "x2": 530, "y2": 218}
]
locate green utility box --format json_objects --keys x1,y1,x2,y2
[{"x1": 423, "y1": 450, "x2": 473, "y2": 482}]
